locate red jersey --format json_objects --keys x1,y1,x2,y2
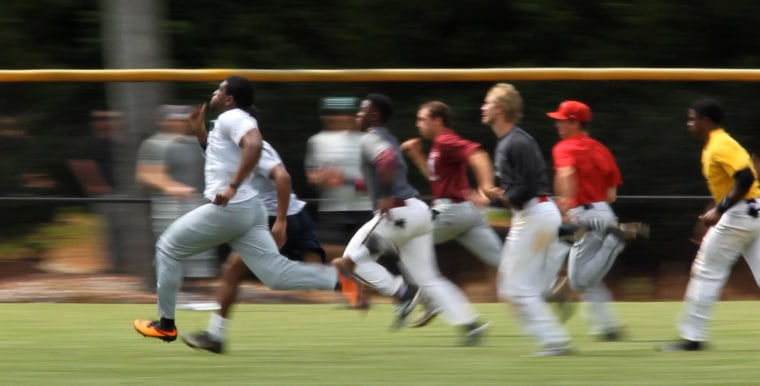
[
  {"x1": 552, "y1": 133, "x2": 622, "y2": 206},
  {"x1": 428, "y1": 130, "x2": 481, "y2": 200}
]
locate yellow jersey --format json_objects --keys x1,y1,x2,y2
[{"x1": 701, "y1": 128, "x2": 760, "y2": 202}]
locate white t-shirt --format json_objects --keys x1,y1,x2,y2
[
  {"x1": 204, "y1": 108, "x2": 259, "y2": 203},
  {"x1": 253, "y1": 141, "x2": 306, "y2": 217}
]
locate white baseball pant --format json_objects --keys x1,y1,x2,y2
[
  {"x1": 346, "y1": 197, "x2": 478, "y2": 326},
  {"x1": 498, "y1": 197, "x2": 571, "y2": 347},
  {"x1": 679, "y1": 199, "x2": 760, "y2": 342},
  {"x1": 432, "y1": 199, "x2": 502, "y2": 267},
  {"x1": 566, "y1": 201, "x2": 625, "y2": 334},
  {"x1": 155, "y1": 198, "x2": 338, "y2": 319}
]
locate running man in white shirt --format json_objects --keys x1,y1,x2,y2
[
  {"x1": 133, "y1": 76, "x2": 358, "y2": 346},
  {"x1": 181, "y1": 141, "x2": 330, "y2": 353}
]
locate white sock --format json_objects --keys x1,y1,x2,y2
[{"x1": 207, "y1": 313, "x2": 229, "y2": 342}]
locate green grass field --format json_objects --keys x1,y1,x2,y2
[{"x1": 2, "y1": 302, "x2": 760, "y2": 385}]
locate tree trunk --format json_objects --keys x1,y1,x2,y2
[{"x1": 101, "y1": 0, "x2": 170, "y2": 288}]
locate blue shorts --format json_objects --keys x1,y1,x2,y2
[{"x1": 268, "y1": 210, "x2": 326, "y2": 263}]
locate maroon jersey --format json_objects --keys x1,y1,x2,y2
[{"x1": 427, "y1": 130, "x2": 481, "y2": 201}]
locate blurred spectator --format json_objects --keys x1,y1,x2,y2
[
  {"x1": 136, "y1": 105, "x2": 217, "y2": 277},
  {"x1": 304, "y1": 97, "x2": 373, "y2": 246},
  {"x1": 0, "y1": 116, "x2": 58, "y2": 236},
  {"x1": 0, "y1": 116, "x2": 56, "y2": 191},
  {"x1": 68, "y1": 110, "x2": 126, "y2": 272}
]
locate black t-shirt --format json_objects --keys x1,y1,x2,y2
[{"x1": 493, "y1": 127, "x2": 551, "y2": 208}]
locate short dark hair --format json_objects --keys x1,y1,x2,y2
[
  {"x1": 225, "y1": 75, "x2": 254, "y2": 109},
  {"x1": 420, "y1": 101, "x2": 451, "y2": 127},
  {"x1": 366, "y1": 93, "x2": 393, "y2": 123},
  {"x1": 691, "y1": 98, "x2": 724, "y2": 125}
]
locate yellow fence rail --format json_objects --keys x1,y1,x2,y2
[{"x1": 1, "y1": 68, "x2": 760, "y2": 82}]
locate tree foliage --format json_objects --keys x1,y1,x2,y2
[{"x1": 2, "y1": 0, "x2": 760, "y2": 237}]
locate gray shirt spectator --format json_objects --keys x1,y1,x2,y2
[
  {"x1": 304, "y1": 97, "x2": 374, "y2": 244},
  {"x1": 136, "y1": 104, "x2": 217, "y2": 278}
]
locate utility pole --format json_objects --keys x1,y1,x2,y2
[{"x1": 101, "y1": 0, "x2": 170, "y2": 286}]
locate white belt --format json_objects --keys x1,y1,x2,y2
[{"x1": 432, "y1": 198, "x2": 466, "y2": 206}]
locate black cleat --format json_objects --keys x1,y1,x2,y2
[
  {"x1": 545, "y1": 277, "x2": 576, "y2": 324},
  {"x1": 462, "y1": 321, "x2": 489, "y2": 346},
  {"x1": 658, "y1": 339, "x2": 703, "y2": 352},
  {"x1": 181, "y1": 331, "x2": 224, "y2": 354},
  {"x1": 391, "y1": 284, "x2": 421, "y2": 330},
  {"x1": 597, "y1": 327, "x2": 625, "y2": 342},
  {"x1": 409, "y1": 305, "x2": 441, "y2": 328}
]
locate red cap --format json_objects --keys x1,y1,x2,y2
[{"x1": 546, "y1": 100, "x2": 592, "y2": 122}]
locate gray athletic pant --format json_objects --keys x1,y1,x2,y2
[
  {"x1": 567, "y1": 201, "x2": 625, "y2": 333},
  {"x1": 432, "y1": 199, "x2": 502, "y2": 267},
  {"x1": 155, "y1": 198, "x2": 338, "y2": 319}
]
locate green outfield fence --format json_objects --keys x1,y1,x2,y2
[{"x1": 0, "y1": 67, "x2": 757, "y2": 300}]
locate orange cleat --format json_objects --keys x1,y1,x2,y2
[
  {"x1": 133, "y1": 319, "x2": 177, "y2": 342},
  {"x1": 332, "y1": 257, "x2": 369, "y2": 310}
]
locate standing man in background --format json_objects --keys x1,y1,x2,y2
[
  {"x1": 661, "y1": 99, "x2": 760, "y2": 351},
  {"x1": 305, "y1": 97, "x2": 374, "y2": 247},
  {"x1": 400, "y1": 101, "x2": 502, "y2": 327},
  {"x1": 481, "y1": 83, "x2": 573, "y2": 356},
  {"x1": 136, "y1": 104, "x2": 216, "y2": 278},
  {"x1": 68, "y1": 110, "x2": 126, "y2": 272},
  {"x1": 546, "y1": 100, "x2": 647, "y2": 341}
]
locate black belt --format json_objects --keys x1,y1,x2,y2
[
  {"x1": 581, "y1": 203, "x2": 594, "y2": 210},
  {"x1": 747, "y1": 199, "x2": 759, "y2": 218}
]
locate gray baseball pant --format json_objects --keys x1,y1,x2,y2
[
  {"x1": 432, "y1": 199, "x2": 502, "y2": 267},
  {"x1": 567, "y1": 202, "x2": 625, "y2": 333},
  {"x1": 155, "y1": 198, "x2": 337, "y2": 319}
]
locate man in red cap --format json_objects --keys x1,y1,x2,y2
[{"x1": 546, "y1": 100, "x2": 648, "y2": 341}]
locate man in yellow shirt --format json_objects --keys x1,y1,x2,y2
[{"x1": 661, "y1": 99, "x2": 760, "y2": 351}]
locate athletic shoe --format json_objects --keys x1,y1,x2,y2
[
  {"x1": 462, "y1": 321, "x2": 489, "y2": 346},
  {"x1": 658, "y1": 339, "x2": 704, "y2": 352},
  {"x1": 391, "y1": 284, "x2": 421, "y2": 329},
  {"x1": 532, "y1": 342, "x2": 575, "y2": 357},
  {"x1": 545, "y1": 277, "x2": 577, "y2": 324},
  {"x1": 409, "y1": 305, "x2": 441, "y2": 328},
  {"x1": 181, "y1": 331, "x2": 224, "y2": 354},
  {"x1": 576, "y1": 219, "x2": 650, "y2": 242},
  {"x1": 596, "y1": 327, "x2": 625, "y2": 342},
  {"x1": 557, "y1": 222, "x2": 587, "y2": 243},
  {"x1": 133, "y1": 319, "x2": 177, "y2": 342},
  {"x1": 618, "y1": 222, "x2": 650, "y2": 241},
  {"x1": 331, "y1": 257, "x2": 367, "y2": 309}
]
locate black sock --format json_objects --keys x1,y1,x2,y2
[
  {"x1": 683, "y1": 340, "x2": 702, "y2": 350},
  {"x1": 159, "y1": 317, "x2": 175, "y2": 330}
]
